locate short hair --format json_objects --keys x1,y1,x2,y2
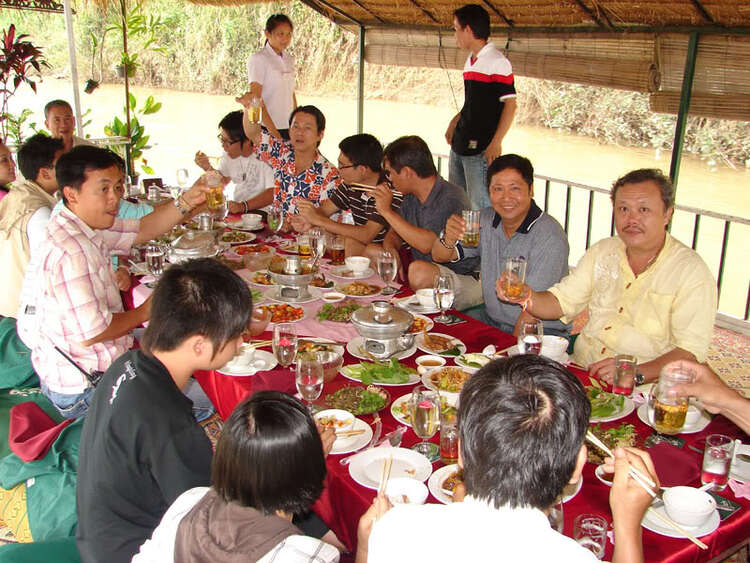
[
  {"x1": 265, "y1": 13, "x2": 293, "y2": 33},
  {"x1": 17, "y1": 133, "x2": 64, "y2": 182},
  {"x1": 212, "y1": 391, "x2": 326, "y2": 515},
  {"x1": 611, "y1": 168, "x2": 674, "y2": 210},
  {"x1": 218, "y1": 110, "x2": 248, "y2": 144},
  {"x1": 487, "y1": 154, "x2": 534, "y2": 187},
  {"x1": 141, "y1": 258, "x2": 252, "y2": 357},
  {"x1": 44, "y1": 99, "x2": 73, "y2": 119},
  {"x1": 290, "y1": 105, "x2": 325, "y2": 133},
  {"x1": 338, "y1": 134, "x2": 383, "y2": 173},
  {"x1": 55, "y1": 145, "x2": 125, "y2": 204},
  {"x1": 458, "y1": 355, "x2": 590, "y2": 510},
  {"x1": 454, "y1": 4, "x2": 491, "y2": 41},
  {"x1": 383, "y1": 136, "x2": 437, "y2": 178}
]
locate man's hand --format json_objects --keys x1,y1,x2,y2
[
  {"x1": 670, "y1": 360, "x2": 745, "y2": 415},
  {"x1": 181, "y1": 176, "x2": 209, "y2": 209},
  {"x1": 445, "y1": 114, "x2": 459, "y2": 145},
  {"x1": 495, "y1": 273, "x2": 531, "y2": 304},
  {"x1": 115, "y1": 266, "x2": 131, "y2": 291},
  {"x1": 356, "y1": 492, "x2": 393, "y2": 560},
  {"x1": 443, "y1": 214, "x2": 465, "y2": 247},
  {"x1": 194, "y1": 151, "x2": 211, "y2": 171},
  {"x1": 297, "y1": 199, "x2": 321, "y2": 226},
  {"x1": 484, "y1": 139, "x2": 502, "y2": 164},
  {"x1": 316, "y1": 423, "x2": 336, "y2": 458},
  {"x1": 235, "y1": 91, "x2": 254, "y2": 108},
  {"x1": 589, "y1": 357, "x2": 617, "y2": 385},
  {"x1": 604, "y1": 447, "x2": 659, "y2": 529},
  {"x1": 289, "y1": 214, "x2": 311, "y2": 233},
  {"x1": 227, "y1": 201, "x2": 245, "y2": 214},
  {"x1": 372, "y1": 184, "x2": 394, "y2": 217}
]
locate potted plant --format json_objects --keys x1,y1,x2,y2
[{"x1": 115, "y1": 52, "x2": 138, "y2": 78}]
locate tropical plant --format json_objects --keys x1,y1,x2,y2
[
  {"x1": 107, "y1": 0, "x2": 166, "y2": 77},
  {"x1": 0, "y1": 24, "x2": 48, "y2": 143},
  {"x1": 104, "y1": 93, "x2": 161, "y2": 174}
]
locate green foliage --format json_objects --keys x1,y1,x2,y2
[
  {"x1": 3, "y1": 108, "x2": 34, "y2": 146},
  {"x1": 104, "y1": 93, "x2": 161, "y2": 174}
]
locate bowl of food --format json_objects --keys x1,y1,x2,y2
[
  {"x1": 663, "y1": 486, "x2": 716, "y2": 528},
  {"x1": 415, "y1": 354, "x2": 446, "y2": 375},
  {"x1": 241, "y1": 212, "x2": 263, "y2": 229},
  {"x1": 314, "y1": 409, "x2": 355, "y2": 432},
  {"x1": 385, "y1": 478, "x2": 428, "y2": 505},
  {"x1": 297, "y1": 340, "x2": 344, "y2": 383},
  {"x1": 321, "y1": 291, "x2": 346, "y2": 303},
  {"x1": 415, "y1": 288, "x2": 434, "y2": 308},
  {"x1": 422, "y1": 366, "x2": 472, "y2": 406},
  {"x1": 345, "y1": 256, "x2": 370, "y2": 274},
  {"x1": 319, "y1": 350, "x2": 344, "y2": 383},
  {"x1": 241, "y1": 245, "x2": 275, "y2": 271}
]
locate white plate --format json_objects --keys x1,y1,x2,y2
[
  {"x1": 349, "y1": 447, "x2": 433, "y2": 490},
  {"x1": 635, "y1": 404, "x2": 711, "y2": 434},
  {"x1": 329, "y1": 418, "x2": 373, "y2": 455},
  {"x1": 506, "y1": 344, "x2": 570, "y2": 365},
  {"x1": 247, "y1": 272, "x2": 278, "y2": 288},
  {"x1": 731, "y1": 442, "x2": 750, "y2": 483},
  {"x1": 346, "y1": 336, "x2": 417, "y2": 362},
  {"x1": 390, "y1": 393, "x2": 413, "y2": 427},
  {"x1": 641, "y1": 504, "x2": 720, "y2": 539},
  {"x1": 321, "y1": 291, "x2": 346, "y2": 303},
  {"x1": 428, "y1": 463, "x2": 460, "y2": 504},
  {"x1": 562, "y1": 477, "x2": 583, "y2": 502},
  {"x1": 407, "y1": 314, "x2": 435, "y2": 334},
  {"x1": 394, "y1": 295, "x2": 440, "y2": 315},
  {"x1": 217, "y1": 350, "x2": 278, "y2": 376},
  {"x1": 415, "y1": 332, "x2": 467, "y2": 357},
  {"x1": 336, "y1": 283, "x2": 383, "y2": 299},
  {"x1": 339, "y1": 362, "x2": 420, "y2": 387},
  {"x1": 220, "y1": 231, "x2": 256, "y2": 245},
  {"x1": 454, "y1": 353, "x2": 492, "y2": 371},
  {"x1": 328, "y1": 265, "x2": 375, "y2": 280},
  {"x1": 589, "y1": 396, "x2": 636, "y2": 423}
]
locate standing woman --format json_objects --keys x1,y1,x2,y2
[
  {"x1": 0, "y1": 142, "x2": 17, "y2": 201},
  {"x1": 248, "y1": 14, "x2": 297, "y2": 141}
]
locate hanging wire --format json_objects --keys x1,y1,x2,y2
[{"x1": 438, "y1": 28, "x2": 461, "y2": 112}]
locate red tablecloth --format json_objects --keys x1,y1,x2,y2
[{"x1": 194, "y1": 312, "x2": 750, "y2": 562}]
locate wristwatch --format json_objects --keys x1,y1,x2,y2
[
  {"x1": 438, "y1": 229, "x2": 458, "y2": 249},
  {"x1": 634, "y1": 371, "x2": 645, "y2": 386}
]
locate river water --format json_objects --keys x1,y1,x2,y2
[{"x1": 14, "y1": 78, "x2": 750, "y2": 319}]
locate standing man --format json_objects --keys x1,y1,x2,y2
[
  {"x1": 446, "y1": 4, "x2": 517, "y2": 211},
  {"x1": 44, "y1": 100, "x2": 93, "y2": 152}
]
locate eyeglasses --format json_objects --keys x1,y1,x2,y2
[
  {"x1": 338, "y1": 163, "x2": 357, "y2": 170},
  {"x1": 217, "y1": 135, "x2": 242, "y2": 147}
]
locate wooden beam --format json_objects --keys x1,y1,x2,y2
[
  {"x1": 349, "y1": 0, "x2": 386, "y2": 24},
  {"x1": 481, "y1": 0, "x2": 514, "y2": 28},
  {"x1": 407, "y1": 0, "x2": 440, "y2": 24},
  {"x1": 688, "y1": 0, "x2": 716, "y2": 24},
  {"x1": 302, "y1": 0, "x2": 363, "y2": 26},
  {"x1": 569, "y1": 0, "x2": 612, "y2": 30}
]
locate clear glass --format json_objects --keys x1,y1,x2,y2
[
  {"x1": 377, "y1": 250, "x2": 398, "y2": 295},
  {"x1": 145, "y1": 243, "x2": 166, "y2": 278},
  {"x1": 298, "y1": 234, "x2": 311, "y2": 257},
  {"x1": 573, "y1": 514, "x2": 607, "y2": 560},
  {"x1": 205, "y1": 171, "x2": 225, "y2": 211},
  {"x1": 176, "y1": 168, "x2": 189, "y2": 188},
  {"x1": 518, "y1": 320, "x2": 544, "y2": 355},
  {"x1": 461, "y1": 209, "x2": 480, "y2": 247},
  {"x1": 309, "y1": 227, "x2": 325, "y2": 264},
  {"x1": 248, "y1": 96, "x2": 262, "y2": 123},
  {"x1": 502, "y1": 257, "x2": 527, "y2": 299},
  {"x1": 432, "y1": 274, "x2": 455, "y2": 324},
  {"x1": 268, "y1": 206, "x2": 284, "y2": 233},
  {"x1": 272, "y1": 323, "x2": 298, "y2": 368},
  {"x1": 547, "y1": 497, "x2": 564, "y2": 533},
  {"x1": 330, "y1": 235, "x2": 345, "y2": 265},
  {"x1": 648, "y1": 364, "x2": 695, "y2": 434},
  {"x1": 410, "y1": 386, "x2": 440, "y2": 461},
  {"x1": 702, "y1": 434, "x2": 734, "y2": 491},
  {"x1": 613, "y1": 354, "x2": 637, "y2": 395},
  {"x1": 296, "y1": 355, "x2": 324, "y2": 412},
  {"x1": 439, "y1": 402, "x2": 458, "y2": 465}
]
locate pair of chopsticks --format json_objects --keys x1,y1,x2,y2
[
  {"x1": 377, "y1": 455, "x2": 393, "y2": 494},
  {"x1": 348, "y1": 182, "x2": 377, "y2": 192},
  {"x1": 585, "y1": 431, "x2": 708, "y2": 550},
  {"x1": 336, "y1": 429, "x2": 366, "y2": 438},
  {"x1": 247, "y1": 340, "x2": 272, "y2": 347}
]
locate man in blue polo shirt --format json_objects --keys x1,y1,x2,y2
[{"x1": 446, "y1": 4, "x2": 517, "y2": 211}]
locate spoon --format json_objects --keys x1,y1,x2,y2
[{"x1": 737, "y1": 453, "x2": 750, "y2": 463}]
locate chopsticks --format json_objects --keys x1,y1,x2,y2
[
  {"x1": 348, "y1": 182, "x2": 377, "y2": 192},
  {"x1": 585, "y1": 431, "x2": 708, "y2": 550},
  {"x1": 377, "y1": 454, "x2": 393, "y2": 494},
  {"x1": 247, "y1": 340, "x2": 272, "y2": 348},
  {"x1": 336, "y1": 429, "x2": 366, "y2": 438}
]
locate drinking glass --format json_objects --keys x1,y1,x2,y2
[
  {"x1": 517, "y1": 320, "x2": 543, "y2": 355},
  {"x1": 268, "y1": 206, "x2": 284, "y2": 233},
  {"x1": 272, "y1": 323, "x2": 298, "y2": 368},
  {"x1": 296, "y1": 355, "x2": 324, "y2": 412},
  {"x1": 145, "y1": 243, "x2": 166, "y2": 278},
  {"x1": 502, "y1": 257, "x2": 527, "y2": 299},
  {"x1": 461, "y1": 209, "x2": 480, "y2": 247},
  {"x1": 248, "y1": 96, "x2": 262, "y2": 124},
  {"x1": 648, "y1": 364, "x2": 695, "y2": 434},
  {"x1": 547, "y1": 497, "x2": 564, "y2": 533},
  {"x1": 432, "y1": 274, "x2": 455, "y2": 324},
  {"x1": 205, "y1": 171, "x2": 225, "y2": 211},
  {"x1": 410, "y1": 386, "x2": 440, "y2": 461},
  {"x1": 309, "y1": 227, "x2": 325, "y2": 264},
  {"x1": 573, "y1": 514, "x2": 607, "y2": 559},
  {"x1": 439, "y1": 402, "x2": 458, "y2": 465},
  {"x1": 702, "y1": 434, "x2": 734, "y2": 491},
  {"x1": 613, "y1": 354, "x2": 637, "y2": 395},
  {"x1": 176, "y1": 168, "x2": 189, "y2": 188},
  {"x1": 377, "y1": 250, "x2": 398, "y2": 295},
  {"x1": 330, "y1": 235, "x2": 345, "y2": 265},
  {"x1": 298, "y1": 234, "x2": 311, "y2": 257}
]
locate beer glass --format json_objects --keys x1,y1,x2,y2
[
  {"x1": 502, "y1": 257, "x2": 527, "y2": 299},
  {"x1": 248, "y1": 96, "x2": 262, "y2": 124},
  {"x1": 461, "y1": 210, "x2": 480, "y2": 247},
  {"x1": 648, "y1": 364, "x2": 695, "y2": 434},
  {"x1": 330, "y1": 235, "x2": 345, "y2": 265},
  {"x1": 432, "y1": 274, "x2": 455, "y2": 324},
  {"x1": 205, "y1": 171, "x2": 225, "y2": 211},
  {"x1": 377, "y1": 250, "x2": 398, "y2": 295},
  {"x1": 145, "y1": 243, "x2": 166, "y2": 278}
]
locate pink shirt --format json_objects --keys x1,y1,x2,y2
[{"x1": 29, "y1": 206, "x2": 138, "y2": 394}]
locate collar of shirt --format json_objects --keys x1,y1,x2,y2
[
  {"x1": 615, "y1": 231, "x2": 675, "y2": 281},
  {"x1": 263, "y1": 41, "x2": 287, "y2": 60},
  {"x1": 492, "y1": 199, "x2": 543, "y2": 234},
  {"x1": 57, "y1": 203, "x2": 103, "y2": 245},
  {"x1": 473, "y1": 42, "x2": 496, "y2": 62}
]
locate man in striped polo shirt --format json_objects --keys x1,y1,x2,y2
[{"x1": 446, "y1": 4, "x2": 517, "y2": 211}]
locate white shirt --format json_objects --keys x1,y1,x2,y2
[
  {"x1": 133, "y1": 487, "x2": 340, "y2": 563},
  {"x1": 219, "y1": 153, "x2": 275, "y2": 211},
  {"x1": 368, "y1": 496, "x2": 599, "y2": 562},
  {"x1": 247, "y1": 43, "x2": 296, "y2": 129},
  {"x1": 26, "y1": 206, "x2": 51, "y2": 252}
]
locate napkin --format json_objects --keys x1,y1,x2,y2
[
  {"x1": 8, "y1": 402, "x2": 75, "y2": 462},
  {"x1": 648, "y1": 442, "x2": 701, "y2": 487},
  {"x1": 728, "y1": 479, "x2": 750, "y2": 499}
]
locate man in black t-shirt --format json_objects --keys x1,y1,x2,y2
[{"x1": 76, "y1": 259, "x2": 253, "y2": 563}]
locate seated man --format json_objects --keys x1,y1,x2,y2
[
  {"x1": 360, "y1": 355, "x2": 657, "y2": 562},
  {"x1": 0, "y1": 134, "x2": 64, "y2": 318},
  {"x1": 76, "y1": 258, "x2": 251, "y2": 563},
  {"x1": 497, "y1": 168, "x2": 717, "y2": 383},
  {"x1": 16, "y1": 145, "x2": 207, "y2": 418},
  {"x1": 431, "y1": 154, "x2": 569, "y2": 336},
  {"x1": 44, "y1": 100, "x2": 93, "y2": 152},
  {"x1": 237, "y1": 95, "x2": 341, "y2": 218},
  {"x1": 372, "y1": 135, "x2": 480, "y2": 310},
  {"x1": 194, "y1": 109, "x2": 274, "y2": 215},
  {"x1": 292, "y1": 133, "x2": 403, "y2": 257}
]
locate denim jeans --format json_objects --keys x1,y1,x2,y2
[
  {"x1": 41, "y1": 384, "x2": 95, "y2": 419},
  {"x1": 183, "y1": 377, "x2": 215, "y2": 422},
  {"x1": 449, "y1": 149, "x2": 490, "y2": 210}
]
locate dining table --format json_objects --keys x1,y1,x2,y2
[{"x1": 131, "y1": 216, "x2": 750, "y2": 563}]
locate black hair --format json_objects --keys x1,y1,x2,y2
[
  {"x1": 454, "y1": 4, "x2": 491, "y2": 41},
  {"x1": 611, "y1": 168, "x2": 674, "y2": 210},
  {"x1": 55, "y1": 145, "x2": 125, "y2": 204},
  {"x1": 290, "y1": 105, "x2": 326, "y2": 134},
  {"x1": 382, "y1": 135, "x2": 437, "y2": 178},
  {"x1": 458, "y1": 355, "x2": 590, "y2": 510},
  {"x1": 17, "y1": 133, "x2": 64, "y2": 183},
  {"x1": 141, "y1": 258, "x2": 252, "y2": 358},
  {"x1": 487, "y1": 154, "x2": 534, "y2": 187},
  {"x1": 44, "y1": 99, "x2": 73, "y2": 119},
  {"x1": 338, "y1": 133, "x2": 383, "y2": 173},
  {"x1": 265, "y1": 13, "x2": 293, "y2": 33},
  {"x1": 212, "y1": 391, "x2": 326, "y2": 515},
  {"x1": 218, "y1": 110, "x2": 248, "y2": 144}
]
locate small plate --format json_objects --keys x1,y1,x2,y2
[
  {"x1": 328, "y1": 265, "x2": 375, "y2": 280},
  {"x1": 641, "y1": 504, "x2": 720, "y2": 539},
  {"x1": 454, "y1": 353, "x2": 492, "y2": 371},
  {"x1": 428, "y1": 463, "x2": 460, "y2": 504},
  {"x1": 390, "y1": 393, "x2": 413, "y2": 427},
  {"x1": 349, "y1": 447, "x2": 433, "y2": 490},
  {"x1": 731, "y1": 442, "x2": 750, "y2": 483},
  {"x1": 407, "y1": 314, "x2": 435, "y2": 334},
  {"x1": 346, "y1": 336, "x2": 416, "y2": 362},
  {"x1": 636, "y1": 404, "x2": 711, "y2": 434},
  {"x1": 220, "y1": 230, "x2": 256, "y2": 245},
  {"x1": 590, "y1": 396, "x2": 636, "y2": 423},
  {"x1": 321, "y1": 291, "x2": 346, "y2": 303},
  {"x1": 562, "y1": 477, "x2": 583, "y2": 502},
  {"x1": 329, "y1": 418, "x2": 373, "y2": 455},
  {"x1": 217, "y1": 350, "x2": 278, "y2": 376},
  {"x1": 415, "y1": 332, "x2": 467, "y2": 357},
  {"x1": 340, "y1": 362, "x2": 420, "y2": 387},
  {"x1": 393, "y1": 295, "x2": 440, "y2": 315},
  {"x1": 231, "y1": 223, "x2": 265, "y2": 232}
]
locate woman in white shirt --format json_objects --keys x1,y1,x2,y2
[{"x1": 247, "y1": 14, "x2": 297, "y2": 140}]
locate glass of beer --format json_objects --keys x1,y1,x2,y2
[
  {"x1": 612, "y1": 354, "x2": 637, "y2": 395},
  {"x1": 502, "y1": 257, "x2": 527, "y2": 299},
  {"x1": 298, "y1": 234, "x2": 311, "y2": 257},
  {"x1": 648, "y1": 364, "x2": 694, "y2": 434},
  {"x1": 439, "y1": 402, "x2": 458, "y2": 465},
  {"x1": 248, "y1": 96, "x2": 262, "y2": 124},
  {"x1": 461, "y1": 209, "x2": 480, "y2": 247},
  {"x1": 330, "y1": 235, "x2": 345, "y2": 265},
  {"x1": 205, "y1": 171, "x2": 225, "y2": 211}
]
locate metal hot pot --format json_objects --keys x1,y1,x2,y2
[
  {"x1": 168, "y1": 230, "x2": 220, "y2": 264},
  {"x1": 351, "y1": 300, "x2": 415, "y2": 360},
  {"x1": 268, "y1": 255, "x2": 318, "y2": 303}
]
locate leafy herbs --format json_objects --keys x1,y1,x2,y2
[
  {"x1": 325, "y1": 386, "x2": 387, "y2": 415},
  {"x1": 342, "y1": 358, "x2": 416, "y2": 385},
  {"x1": 316, "y1": 301, "x2": 361, "y2": 323},
  {"x1": 587, "y1": 386, "x2": 625, "y2": 419}
]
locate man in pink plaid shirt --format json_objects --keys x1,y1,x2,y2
[{"x1": 17, "y1": 146, "x2": 207, "y2": 418}]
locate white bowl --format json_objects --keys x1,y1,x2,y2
[
  {"x1": 663, "y1": 486, "x2": 716, "y2": 528},
  {"x1": 241, "y1": 213, "x2": 262, "y2": 228},
  {"x1": 385, "y1": 477, "x2": 428, "y2": 505},
  {"x1": 415, "y1": 288, "x2": 434, "y2": 308},
  {"x1": 321, "y1": 291, "x2": 346, "y2": 303},
  {"x1": 541, "y1": 335, "x2": 568, "y2": 361},
  {"x1": 684, "y1": 404, "x2": 703, "y2": 426},
  {"x1": 314, "y1": 409, "x2": 355, "y2": 432},
  {"x1": 226, "y1": 345, "x2": 256, "y2": 369},
  {"x1": 345, "y1": 256, "x2": 370, "y2": 274},
  {"x1": 415, "y1": 355, "x2": 446, "y2": 372}
]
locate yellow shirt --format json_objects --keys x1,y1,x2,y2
[{"x1": 549, "y1": 234, "x2": 716, "y2": 367}]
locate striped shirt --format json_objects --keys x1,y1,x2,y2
[{"x1": 328, "y1": 183, "x2": 403, "y2": 243}]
